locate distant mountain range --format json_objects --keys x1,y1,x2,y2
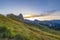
[{"x1": 24, "y1": 19, "x2": 60, "y2": 31}]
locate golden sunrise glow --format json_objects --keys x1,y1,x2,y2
[
  {"x1": 23, "y1": 14, "x2": 37, "y2": 18},
  {"x1": 24, "y1": 15, "x2": 60, "y2": 21},
  {"x1": 24, "y1": 16, "x2": 60, "y2": 21},
  {"x1": 23, "y1": 14, "x2": 33, "y2": 17},
  {"x1": 23, "y1": 12, "x2": 60, "y2": 21}
]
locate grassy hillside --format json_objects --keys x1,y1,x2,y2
[{"x1": 0, "y1": 14, "x2": 60, "y2": 40}]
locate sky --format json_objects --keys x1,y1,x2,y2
[{"x1": 0, "y1": 0, "x2": 60, "y2": 20}]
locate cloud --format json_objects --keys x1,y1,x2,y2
[
  {"x1": 24, "y1": 10, "x2": 58, "y2": 18},
  {"x1": 24, "y1": 11, "x2": 60, "y2": 20}
]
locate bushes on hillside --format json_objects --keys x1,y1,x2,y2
[
  {"x1": 0, "y1": 26, "x2": 14, "y2": 38},
  {"x1": 0, "y1": 26, "x2": 28, "y2": 40}
]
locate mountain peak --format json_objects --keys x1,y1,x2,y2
[{"x1": 18, "y1": 13, "x2": 24, "y2": 21}]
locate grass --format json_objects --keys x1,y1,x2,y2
[{"x1": 0, "y1": 14, "x2": 60, "y2": 40}]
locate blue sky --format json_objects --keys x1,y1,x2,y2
[{"x1": 0, "y1": 0, "x2": 60, "y2": 15}]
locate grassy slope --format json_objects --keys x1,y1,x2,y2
[{"x1": 0, "y1": 14, "x2": 60, "y2": 40}]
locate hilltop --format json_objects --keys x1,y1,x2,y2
[{"x1": 0, "y1": 14, "x2": 60, "y2": 40}]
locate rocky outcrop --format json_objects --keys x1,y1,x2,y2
[
  {"x1": 7, "y1": 13, "x2": 24, "y2": 22},
  {"x1": 18, "y1": 13, "x2": 24, "y2": 21}
]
